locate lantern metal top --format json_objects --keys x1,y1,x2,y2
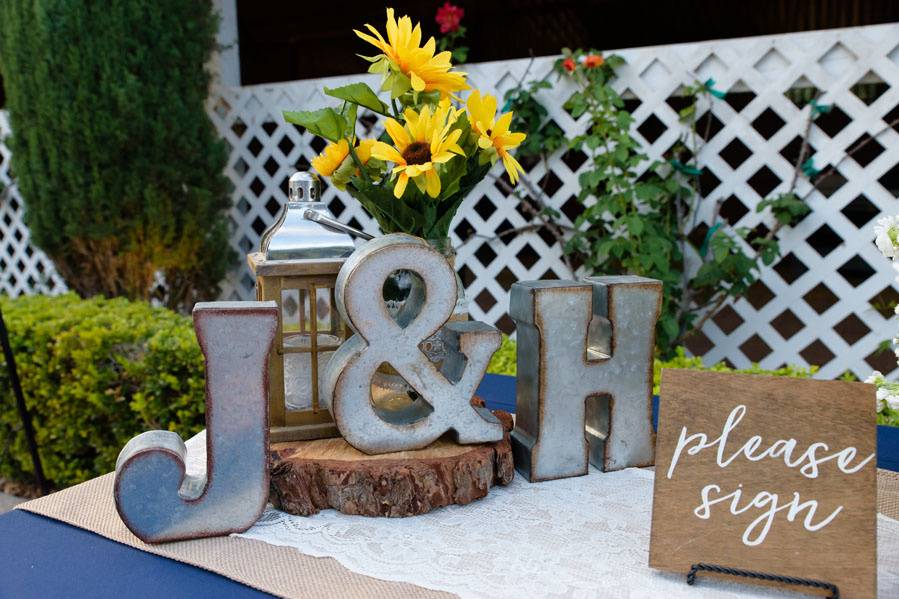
[
  {"x1": 259, "y1": 172, "x2": 356, "y2": 261},
  {"x1": 288, "y1": 171, "x2": 318, "y2": 202}
]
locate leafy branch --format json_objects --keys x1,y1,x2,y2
[
  {"x1": 493, "y1": 50, "x2": 835, "y2": 356},
  {"x1": 473, "y1": 56, "x2": 576, "y2": 276}
]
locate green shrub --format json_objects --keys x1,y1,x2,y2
[
  {"x1": 651, "y1": 347, "x2": 817, "y2": 395},
  {"x1": 488, "y1": 339, "x2": 817, "y2": 385},
  {"x1": 487, "y1": 335, "x2": 517, "y2": 376},
  {"x1": 0, "y1": 1, "x2": 233, "y2": 311},
  {"x1": 0, "y1": 294, "x2": 206, "y2": 488},
  {"x1": 657, "y1": 349, "x2": 899, "y2": 426}
]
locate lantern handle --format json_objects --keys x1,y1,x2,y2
[{"x1": 303, "y1": 209, "x2": 375, "y2": 241}]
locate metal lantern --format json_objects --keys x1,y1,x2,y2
[{"x1": 248, "y1": 171, "x2": 366, "y2": 443}]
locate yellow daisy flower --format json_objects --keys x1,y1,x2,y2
[
  {"x1": 311, "y1": 138, "x2": 376, "y2": 178},
  {"x1": 466, "y1": 90, "x2": 527, "y2": 184},
  {"x1": 355, "y1": 138, "x2": 377, "y2": 164},
  {"x1": 370, "y1": 100, "x2": 465, "y2": 198},
  {"x1": 355, "y1": 8, "x2": 469, "y2": 97},
  {"x1": 311, "y1": 139, "x2": 350, "y2": 177}
]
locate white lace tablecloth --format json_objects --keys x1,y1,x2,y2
[{"x1": 185, "y1": 433, "x2": 899, "y2": 598}]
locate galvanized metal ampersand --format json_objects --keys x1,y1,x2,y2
[
  {"x1": 322, "y1": 234, "x2": 503, "y2": 454},
  {"x1": 114, "y1": 301, "x2": 277, "y2": 543},
  {"x1": 511, "y1": 276, "x2": 662, "y2": 482}
]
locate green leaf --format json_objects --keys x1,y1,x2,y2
[
  {"x1": 652, "y1": 250, "x2": 669, "y2": 272},
  {"x1": 386, "y1": 71, "x2": 413, "y2": 99},
  {"x1": 661, "y1": 316, "x2": 680, "y2": 341},
  {"x1": 635, "y1": 184, "x2": 662, "y2": 201},
  {"x1": 430, "y1": 159, "x2": 491, "y2": 238},
  {"x1": 678, "y1": 104, "x2": 696, "y2": 122},
  {"x1": 283, "y1": 108, "x2": 346, "y2": 142},
  {"x1": 346, "y1": 180, "x2": 422, "y2": 234},
  {"x1": 754, "y1": 238, "x2": 780, "y2": 266},
  {"x1": 606, "y1": 54, "x2": 626, "y2": 68},
  {"x1": 627, "y1": 215, "x2": 644, "y2": 235},
  {"x1": 344, "y1": 103, "x2": 358, "y2": 139},
  {"x1": 325, "y1": 82, "x2": 391, "y2": 116},
  {"x1": 364, "y1": 55, "x2": 390, "y2": 74}
]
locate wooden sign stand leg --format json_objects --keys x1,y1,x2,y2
[{"x1": 686, "y1": 563, "x2": 840, "y2": 599}]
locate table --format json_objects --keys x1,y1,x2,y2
[
  {"x1": 0, "y1": 510, "x2": 272, "y2": 599},
  {"x1": 2, "y1": 373, "x2": 898, "y2": 598}
]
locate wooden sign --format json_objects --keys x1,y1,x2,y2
[{"x1": 650, "y1": 370, "x2": 877, "y2": 598}]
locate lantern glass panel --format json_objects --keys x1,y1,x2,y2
[
  {"x1": 281, "y1": 288, "x2": 301, "y2": 332},
  {"x1": 282, "y1": 284, "x2": 343, "y2": 412},
  {"x1": 314, "y1": 287, "x2": 335, "y2": 334}
]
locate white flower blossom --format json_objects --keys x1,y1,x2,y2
[
  {"x1": 867, "y1": 371, "x2": 899, "y2": 413},
  {"x1": 880, "y1": 387, "x2": 899, "y2": 411},
  {"x1": 866, "y1": 371, "x2": 884, "y2": 384},
  {"x1": 867, "y1": 372, "x2": 883, "y2": 412},
  {"x1": 869, "y1": 216, "x2": 899, "y2": 417},
  {"x1": 874, "y1": 215, "x2": 899, "y2": 260}
]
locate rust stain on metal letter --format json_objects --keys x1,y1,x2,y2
[
  {"x1": 511, "y1": 276, "x2": 661, "y2": 482},
  {"x1": 114, "y1": 301, "x2": 278, "y2": 543}
]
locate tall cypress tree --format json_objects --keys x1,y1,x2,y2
[{"x1": 0, "y1": 0, "x2": 233, "y2": 310}]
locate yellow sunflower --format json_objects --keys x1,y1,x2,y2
[
  {"x1": 311, "y1": 138, "x2": 376, "y2": 178},
  {"x1": 466, "y1": 90, "x2": 527, "y2": 184},
  {"x1": 311, "y1": 139, "x2": 349, "y2": 177},
  {"x1": 355, "y1": 8, "x2": 468, "y2": 97},
  {"x1": 370, "y1": 100, "x2": 465, "y2": 198},
  {"x1": 355, "y1": 138, "x2": 377, "y2": 164}
]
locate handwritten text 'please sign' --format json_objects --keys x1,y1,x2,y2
[
  {"x1": 667, "y1": 403, "x2": 874, "y2": 546},
  {"x1": 649, "y1": 370, "x2": 877, "y2": 598}
]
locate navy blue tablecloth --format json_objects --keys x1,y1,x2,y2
[
  {"x1": 2, "y1": 373, "x2": 897, "y2": 598},
  {"x1": 0, "y1": 510, "x2": 272, "y2": 598}
]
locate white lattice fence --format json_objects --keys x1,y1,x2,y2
[
  {"x1": 0, "y1": 113, "x2": 67, "y2": 297},
  {"x1": 3, "y1": 24, "x2": 899, "y2": 380},
  {"x1": 208, "y1": 24, "x2": 899, "y2": 380}
]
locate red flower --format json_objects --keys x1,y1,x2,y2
[
  {"x1": 584, "y1": 54, "x2": 604, "y2": 68},
  {"x1": 435, "y1": 2, "x2": 464, "y2": 34},
  {"x1": 563, "y1": 58, "x2": 576, "y2": 72}
]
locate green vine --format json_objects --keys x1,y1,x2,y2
[
  {"x1": 503, "y1": 76, "x2": 565, "y2": 160},
  {"x1": 500, "y1": 49, "x2": 820, "y2": 357}
]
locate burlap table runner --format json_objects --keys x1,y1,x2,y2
[
  {"x1": 15, "y1": 472, "x2": 453, "y2": 599},
  {"x1": 16, "y1": 469, "x2": 899, "y2": 598}
]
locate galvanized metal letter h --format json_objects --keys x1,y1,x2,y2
[{"x1": 510, "y1": 276, "x2": 662, "y2": 482}]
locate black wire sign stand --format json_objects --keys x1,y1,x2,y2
[
  {"x1": 687, "y1": 563, "x2": 840, "y2": 599},
  {"x1": 0, "y1": 304, "x2": 49, "y2": 495}
]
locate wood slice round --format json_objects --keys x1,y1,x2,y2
[{"x1": 269, "y1": 408, "x2": 514, "y2": 517}]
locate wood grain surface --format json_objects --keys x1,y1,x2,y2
[
  {"x1": 269, "y1": 408, "x2": 514, "y2": 517},
  {"x1": 650, "y1": 370, "x2": 876, "y2": 598}
]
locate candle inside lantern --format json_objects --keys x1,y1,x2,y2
[{"x1": 281, "y1": 287, "x2": 340, "y2": 410}]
